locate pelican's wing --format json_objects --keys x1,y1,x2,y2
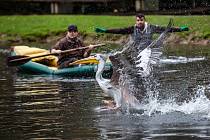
[
  {"x1": 135, "y1": 47, "x2": 152, "y2": 77},
  {"x1": 135, "y1": 18, "x2": 173, "y2": 77}
]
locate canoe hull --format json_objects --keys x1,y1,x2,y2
[
  {"x1": 11, "y1": 46, "x2": 113, "y2": 78},
  {"x1": 17, "y1": 61, "x2": 113, "y2": 78}
]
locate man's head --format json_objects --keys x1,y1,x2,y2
[
  {"x1": 67, "y1": 24, "x2": 78, "y2": 38},
  {"x1": 135, "y1": 13, "x2": 146, "y2": 28}
]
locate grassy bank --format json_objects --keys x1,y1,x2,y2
[{"x1": 0, "y1": 15, "x2": 210, "y2": 45}]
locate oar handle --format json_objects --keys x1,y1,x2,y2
[
  {"x1": 59, "y1": 43, "x2": 106, "y2": 54},
  {"x1": 9, "y1": 43, "x2": 106, "y2": 63}
]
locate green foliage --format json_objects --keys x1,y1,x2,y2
[{"x1": 0, "y1": 15, "x2": 209, "y2": 40}]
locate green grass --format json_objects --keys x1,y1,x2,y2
[{"x1": 0, "y1": 15, "x2": 210, "y2": 39}]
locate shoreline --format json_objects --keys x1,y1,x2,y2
[
  {"x1": 0, "y1": 33, "x2": 209, "y2": 47},
  {"x1": 1, "y1": 15, "x2": 210, "y2": 47}
]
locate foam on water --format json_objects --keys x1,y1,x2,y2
[
  {"x1": 160, "y1": 56, "x2": 206, "y2": 64},
  {"x1": 131, "y1": 85, "x2": 210, "y2": 118}
]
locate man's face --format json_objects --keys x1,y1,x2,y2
[
  {"x1": 67, "y1": 31, "x2": 78, "y2": 38},
  {"x1": 136, "y1": 17, "x2": 145, "y2": 28}
]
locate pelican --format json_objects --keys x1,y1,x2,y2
[
  {"x1": 80, "y1": 54, "x2": 141, "y2": 109},
  {"x1": 94, "y1": 54, "x2": 122, "y2": 109},
  {"x1": 75, "y1": 54, "x2": 121, "y2": 108},
  {"x1": 92, "y1": 54, "x2": 142, "y2": 109}
]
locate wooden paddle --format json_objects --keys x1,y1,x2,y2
[{"x1": 7, "y1": 43, "x2": 106, "y2": 66}]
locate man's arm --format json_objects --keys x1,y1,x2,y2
[
  {"x1": 50, "y1": 41, "x2": 63, "y2": 53},
  {"x1": 150, "y1": 24, "x2": 189, "y2": 34},
  {"x1": 95, "y1": 26, "x2": 134, "y2": 34}
]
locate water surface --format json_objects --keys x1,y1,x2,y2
[{"x1": 0, "y1": 46, "x2": 210, "y2": 139}]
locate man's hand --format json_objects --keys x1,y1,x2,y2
[
  {"x1": 83, "y1": 45, "x2": 94, "y2": 57},
  {"x1": 180, "y1": 26, "x2": 189, "y2": 31},
  {"x1": 88, "y1": 44, "x2": 95, "y2": 50},
  {"x1": 51, "y1": 49, "x2": 62, "y2": 54},
  {"x1": 95, "y1": 27, "x2": 107, "y2": 33}
]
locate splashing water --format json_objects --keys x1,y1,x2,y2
[
  {"x1": 108, "y1": 25, "x2": 170, "y2": 111},
  {"x1": 107, "y1": 19, "x2": 210, "y2": 117},
  {"x1": 139, "y1": 85, "x2": 210, "y2": 117},
  {"x1": 160, "y1": 56, "x2": 206, "y2": 64}
]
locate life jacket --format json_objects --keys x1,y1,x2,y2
[{"x1": 132, "y1": 22, "x2": 153, "y2": 50}]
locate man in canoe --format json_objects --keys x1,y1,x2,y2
[{"x1": 51, "y1": 24, "x2": 94, "y2": 68}]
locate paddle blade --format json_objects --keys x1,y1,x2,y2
[
  {"x1": 7, "y1": 55, "x2": 31, "y2": 66},
  {"x1": 68, "y1": 57, "x2": 99, "y2": 66}
]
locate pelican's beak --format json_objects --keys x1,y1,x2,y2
[
  {"x1": 80, "y1": 57, "x2": 99, "y2": 64},
  {"x1": 69, "y1": 56, "x2": 99, "y2": 66}
]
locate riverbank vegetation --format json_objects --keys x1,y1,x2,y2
[{"x1": 0, "y1": 15, "x2": 209, "y2": 46}]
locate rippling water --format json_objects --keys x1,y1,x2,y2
[{"x1": 1, "y1": 47, "x2": 210, "y2": 139}]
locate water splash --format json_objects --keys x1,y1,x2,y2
[
  {"x1": 107, "y1": 19, "x2": 173, "y2": 112},
  {"x1": 138, "y1": 85, "x2": 210, "y2": 117},
  {"x1": 105, "y1": 18, "x2": 210, "y2": 117},
  {"x1": 160, "y1": 56, "x2": 206, "y2": 64}
]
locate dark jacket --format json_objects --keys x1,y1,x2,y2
[
  {"x1": 106, "y1": 23, "x2": 182, "y2": 50},
  {"x1": 51, "y1": 36, "x2": 86, "y2": 65},
  {"x1": 108, "y1": 23, "x2": 181, "y2": 85},
  {"x1": 105, "y1": 23, "x2": 182, "y2": 34}
]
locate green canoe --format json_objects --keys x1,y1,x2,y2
[
  {"x1": 11, "y1": 46, "x2": 113, "y2": 78},
  {"x1": 17, "y1": 61, "x2": 112, "y2": 78}
]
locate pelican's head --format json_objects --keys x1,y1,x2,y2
[{"x1": 95, "y1": 54, "x2": 108, "y2": 63}]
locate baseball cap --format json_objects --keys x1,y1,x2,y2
[{"x1": 68, "y1": 25, "x2": 78, "y2": 32}]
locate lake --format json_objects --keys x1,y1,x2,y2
[{"x1": 0, "y1": 45, "x2": 210, "y2": 139}]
